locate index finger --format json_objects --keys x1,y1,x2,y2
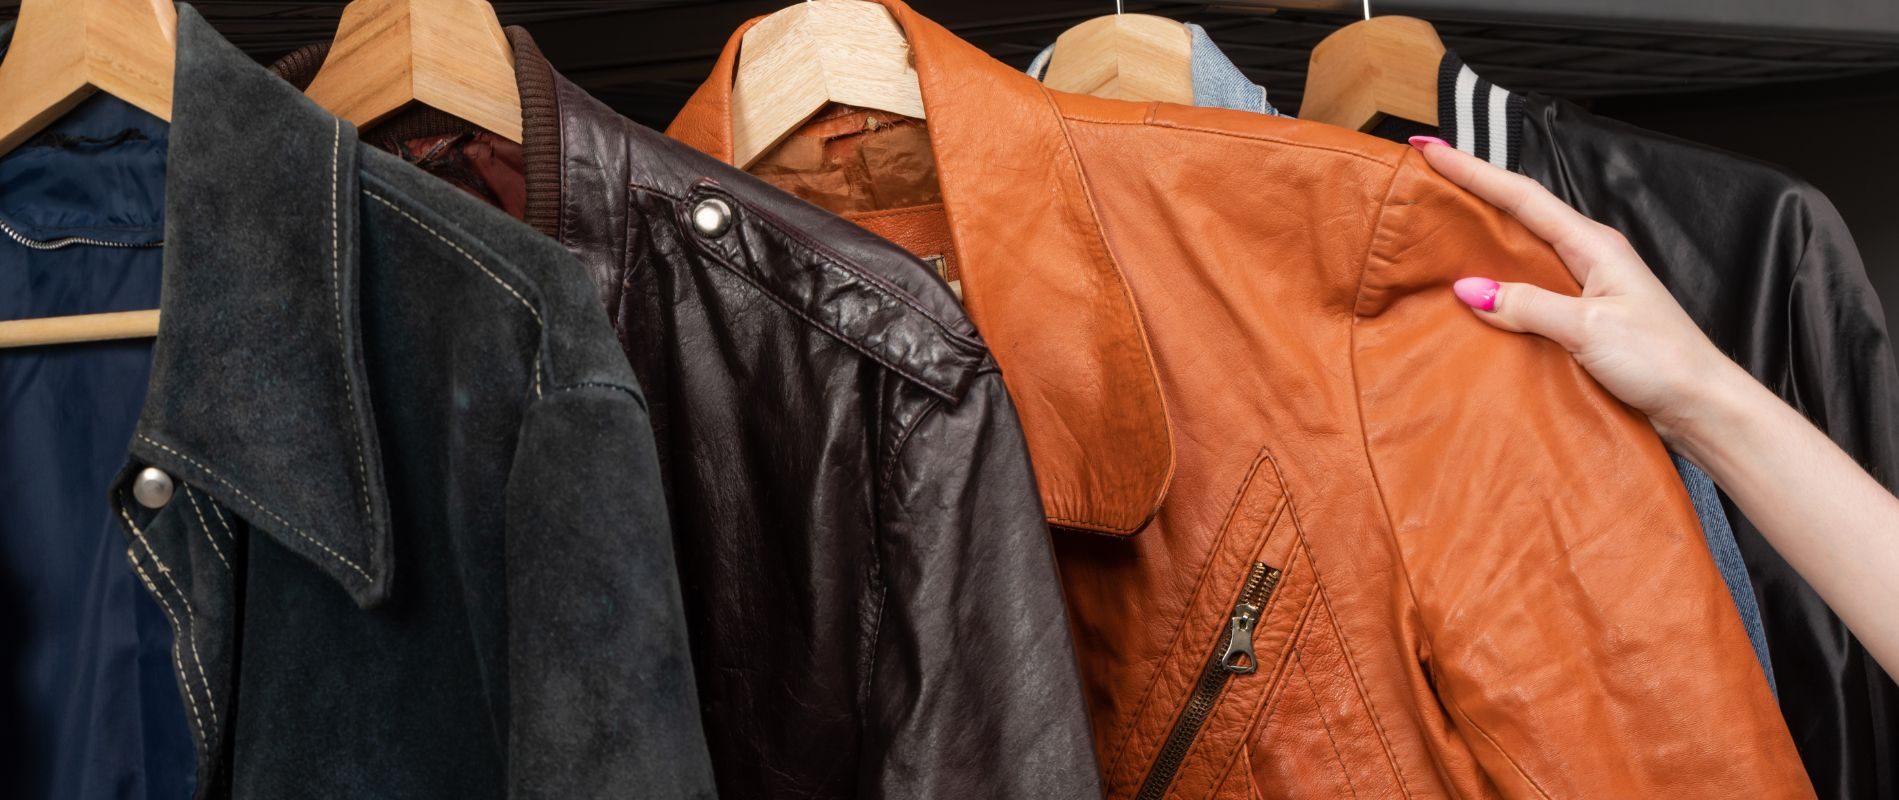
[{"x1": 1411, "y1": 137, "x2": 1603, "y2": 285}]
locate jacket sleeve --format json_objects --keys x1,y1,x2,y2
[
  {"x1": 503, "y1": 386, "x2": 717, "y2": 799},
  {"x1": 1787, "y1": 186, "x2": 1899, "y2": 489},
  {"x1": 1349, "y1": 152, "x2": 1812, "y2": 796},
  {"x1": 861, "y1": 372, "x2": 1104, "y2": 799}
]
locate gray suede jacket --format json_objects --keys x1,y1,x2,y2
[{"x1": 106, "y1": 7, "x2": 715, "y2": 797}]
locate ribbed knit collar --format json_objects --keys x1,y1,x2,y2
[{"x1": 1437, "y1": 51, "x2": 1525, "y2": 172}]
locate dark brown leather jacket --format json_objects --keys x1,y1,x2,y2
[{"x1": 279, "y1": 29, "x2": 1103, "y2": 800}]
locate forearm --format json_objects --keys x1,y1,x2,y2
[{"x1": 1670, "y1": 362, "x2": 1899, "y2": 678}]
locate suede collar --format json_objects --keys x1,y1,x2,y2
[
  {"x1": 126, "y1": 5, "x2": 395, "y2": 608},
  {"x1": 668, "y1": 0, "x2": 1174, "y2": 535}
]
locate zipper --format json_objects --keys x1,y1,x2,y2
[
  {"x1": 0, "y1": 217, "x2": 162, "y2": 251},
  {"x1": 1135, "y1": 561, "x2": 1283, "y2": 800}
]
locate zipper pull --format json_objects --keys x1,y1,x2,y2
[{"x1": 1220, "y1": 603, "x2": 1262, "y2": 674}]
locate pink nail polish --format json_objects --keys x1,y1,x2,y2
[
  {"x1": 1408, "y1": 135, "x2": 1449, "y2": 150},
  {"x1": 1453, "y1": 277, "x2": 1499, "y2": 311}
]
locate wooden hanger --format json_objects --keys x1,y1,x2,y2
[
  {"x1": 0, "y1": 0, "x2": 176, "y2": 157},
  {"x1": 1299, "y1": 15, "x2": 1445, "y2": 132},
  {"x1": 304, "y1": 0, "x2": 523, "y2": 143},
  {"x1": 1041, "y1": 9, "x2": 1192, "y2": 104},
  {"x1": 0, "y1": 0, "x2": 174, "y2": 349},
  {"x1": 730, "y1": 0, "x2": 925, "y2": 169}
]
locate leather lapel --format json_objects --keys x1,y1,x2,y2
[{"x1": 668, "y1": 0, "x2": 1174, "y2": 535}]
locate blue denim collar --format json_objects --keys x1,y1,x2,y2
[
  {"x1": 118, "y1": 5, "x2": 396, "y2": 607},
  {"x1": 1026, "y1": 23, "x2": 1281, "y2": 116}
]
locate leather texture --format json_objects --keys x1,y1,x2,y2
[
  {"x1": 673, "y1": 3, "x2": 1814, "y2": 796},
  {"x1": 516, "y1": 31, "x2": 1100, "y2": 800},
  {"x1": 1512, "y1": 93, "x2": 1899, "y2": 800}
]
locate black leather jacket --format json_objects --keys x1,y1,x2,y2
[
  {"x1": 113, "y1": 8, "x2": 715, "y2": 798},
  {"x1": 1424, "y1": 52, "x2": 1899, "y2": 799}
]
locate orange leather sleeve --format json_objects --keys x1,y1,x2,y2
[{"x1": 1349, "y1": 151, "x2": 1813, "y2": 797}]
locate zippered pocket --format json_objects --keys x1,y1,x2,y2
[
  {"x1": 1105, "y1": 450, "x2": 1316, "y2": 799},
  {"x1": 1135, "y1": 561, "x2": 1285, "y2": 800}
]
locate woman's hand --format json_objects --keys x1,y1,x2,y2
[
  {"x1": 1408, "y1": 135, "x2": 1899, "y2": 681},
  {"x1": 1408, "y1": 136, "x2": 1744, "y2": 447}
]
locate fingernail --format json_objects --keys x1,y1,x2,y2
[
  {"x1": 1454, "y1": 277, "x2": 1500, "y2": 312},
  {"x1": 1408, "y1": 135, "x2": 1450, "y2": 150}
]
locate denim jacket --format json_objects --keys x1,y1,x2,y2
[{"x1": 103, "y1": 7, "x2": 714, "y2": 797}]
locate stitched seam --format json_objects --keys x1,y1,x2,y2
[
  {"x1": 125, "y1": 549, "x2": 208, "y2": 752},
  {"x1": 209, "y1": 501, "x2": 237, "y2": 544},
  {"x1": 1057, "y1": 113, "x2": 1159, "y2": 127},
  {"x1": 1344, "y1": 154, "x2": 1445, "y2": 799},
  {"x1": 877, "y1": 394, "x2": 942, "y2": 494},
  {"x1": 1297, "y1": 651, "x2": 1361, "y2": 800},
  {"x1": 1105, "y1": 451, "x2": 1276, "y2": 778},
  {"x1": 844, "y1": 204, "x2": 945, "y2": 223},
  {"x1": 183, "y1": 486, "x2": 231, "y2": 573},
  {"x1": 1125, "y1": 117, "x2": 1398, "y2": 168},
  {"x1": 1277, "y1": 455, "x2": 1416, "y2": 796},
  {"x1": 138, "y1": 434, "x2": 372, "y2": 582},
  {"x1": 859, "y1": 539, "x2": 887, "y2": 745},
  {"x1": 650, "y1": 181, "x2": 984, "y2": 353},
  {"x1": 546, "y1": 381, "x2": 649, "y2": 410},
  {"x1": 362, "y1": 190, "x2": 545, "y2": 327},
  {"x1": 120, "y1": 505, "x2": 219, "y2": 742},
  {"x1": 1039, "y1": 83, "x2": 1176, "y2": 533},
  {"x1": 688, "y1": 232, "x2": 960, "y2": 403},
  {"x1": 1440, "y1": 688, "x2": 1554, "y2": 797},
  {"x1": 330, "y1": 119, "x2": 376, "y2": 533},
  {"x1": 635, "y1": 181, "x2": 981, "y2": 400}
]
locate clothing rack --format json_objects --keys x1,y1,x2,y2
[
  {"x1": 1210, "y1": 0, "x2": 1899, "y2": 45},
  {"x1": 5, "y1": 2, "x2": 1895, "y2": 124}
]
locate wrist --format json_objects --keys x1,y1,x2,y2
[{"x1": 1655, "y1": 358, "x2": 1770, "y2": 463}]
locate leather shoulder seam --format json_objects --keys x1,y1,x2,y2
[
  {"x1": 1066, "y1": 114, "x2": 1400, "y2": 168},
  {"x1": 633, "y1": 180, "x2": 989, "y2": 402}
]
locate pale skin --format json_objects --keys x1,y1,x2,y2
[{"x1": 1408, "y1": 136, "x2": 1899, "y2": 680}]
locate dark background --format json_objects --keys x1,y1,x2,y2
[{"x1": 4, "y1": 1, "x2": 1897, "y2": 331}]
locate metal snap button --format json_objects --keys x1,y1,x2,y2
[
  {"x1": 132, "y1": 467, "x2": 175, "y2": 509},
  {"x1": 691, "y1": 198, "x2": 733, "y2": 238}
]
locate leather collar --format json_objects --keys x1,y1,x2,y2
[
  {"x1": 127, "y1": 5, "x2": 395, "y2": 607},
  {"x1": 669, "y1": 0, "x2": 1174, "y2": 535}
]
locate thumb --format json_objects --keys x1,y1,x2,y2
[{"x1": 1453, "y1": 277, "x2": 1587, "y2": 350}]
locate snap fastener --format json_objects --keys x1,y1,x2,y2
[
  {"x1": 132, "y1": 467, "x2": 175, "y2": 509},
  {"x1": 691, "y1": 198, "x2": 733, "y2": 238}
]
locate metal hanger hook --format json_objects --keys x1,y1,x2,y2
[
  {"x1": 1116, "y1": 0, "x2": 1124, "y2": 14},
  {"x1": 1363, "y1": 0, "x2": 1372, "y2": 20}
]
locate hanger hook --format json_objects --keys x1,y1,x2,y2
[
  {"x1": 1363, "y1": 0, "x2": 1372, "y2": 20},
  {"x1": 1116, "y1": 0, "x2": 1124, "y2": 14}
]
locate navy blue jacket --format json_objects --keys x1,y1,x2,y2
[{"x1": 0, "y1": 21, "x2": 192, "y2": 800}]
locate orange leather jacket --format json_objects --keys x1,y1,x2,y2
[{"x1": 672, "y1": 3, "x2": 1812, "y2": 796}]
